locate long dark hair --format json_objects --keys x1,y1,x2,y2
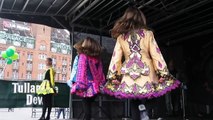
[
  {"x1": 74, "y1": 37, "x2": 102, "y2": 57},
  {"x1": 111, "y1": 7, "x2": 147, "y2": 38}
]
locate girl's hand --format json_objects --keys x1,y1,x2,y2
[{"x1": 112, "y1": 80, "x2": 120, "y2": 85}]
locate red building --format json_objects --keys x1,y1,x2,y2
[{"x1": 0, "y1": 18, "x2": 71, "y2": 82}]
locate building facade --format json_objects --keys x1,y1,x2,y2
[{"x1": 0, "y1": 18, "x2": 71, "y2": 82}]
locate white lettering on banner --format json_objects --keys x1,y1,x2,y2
[
  {"x1": 26, "y1": 94, "x2": 43, "y2": 106},
  {"x1": 30, "y1": 85, "x2": 35, "y2": 93},
  {"x1": 11, "y1": 82, "x2": 59, "y2": 106},
  {"x1": 18, "y1": 85, "x2": 23, "y2": 93},
  {"x1": 12, "y1": 82, "x2": 58, "y2": 94},
  {"x1": 12, "y1": 83, "x2": 18, "y2": 93},
  {"x1": 12, "y1": 82, "x2": 40, "y2": 94}
]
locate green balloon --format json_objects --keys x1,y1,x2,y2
[
  {"x1": 6, "y1": 58, "x2": 13, "y2": 65},
  {"x1": 8, "y1": 46, "x2": 16, "y2": 52},
  {"x1": 6, "y1": 48, "x2": 15, "y2": 57},
  {"x1": 11, "y1": 53, "x2": 19, "y2": 60},
  {"x1": 1, "y1": 51, "x2": 8, "y2": 59}
]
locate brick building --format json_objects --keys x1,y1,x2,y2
[{"x1": 0, "y1": 18, "x2": 71, "y2": 82}]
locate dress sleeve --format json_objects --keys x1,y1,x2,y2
[
  {"x1": 50, "y1": 68, "x2": 55, "y2": 87},
  {"x1": 148, "y1": 31, "x2": 170, "y2": 78},
  {"x1": 70, "y1": 55, "x2": 79, "y2": 83},
  {"x1": 107, "y1": 37, "x2": 123, "y2": 81},
  {"x1": 67, "y1": 55, "x2": 79, "y2": 88}
]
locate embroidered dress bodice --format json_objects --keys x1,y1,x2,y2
[
  {"x1": 121, "y1": 30, "x2": 150, "y2": 80},
  {"x1": 104, "y1": 29, "x2": 180, "y2": 99}
]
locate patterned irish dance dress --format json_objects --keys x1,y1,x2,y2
[
  {"x1": 69, "y1": 53, "x2": 105, "y2": 98},
  {"x1": 104, "y1": 29, "x2": 180, "y2": 99}
]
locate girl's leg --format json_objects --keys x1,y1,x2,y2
[
  {"x1": 39, "y1": 95, "x2": 47, "y2": 120},
  {"x1": 57, "y1": 109, "x2": 61, "y2": 119},
  {"x1": 62, "y1": 109, "x2": 65, "y2": 119},
  {"x1": 82, "y1": 96, "x2": 96, "y2": 120},
  {"x1": 45, "y1": 94, "x2": 53, "y2": 120},
  {"x1": 131, "y1": 99, "x2": 146, "y2": 120}
]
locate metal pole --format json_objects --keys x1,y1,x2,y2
[
  {"x1": 127, "y1": 99, "x2": 131, "y2": 117},
  {"x1": 123, "y1": 99, "x2": 131, "y2": 119},
  {"x1": 98, "y1": 96, "x2": 102, "y2": 118},
  {"x1": 99, "y1": 19, "x2": 103, "y2": 118},
  {"x1": 69, "y1": 26, "x2": 74, "y2": 119},
  {"x1": 70, "y1": 0, "x2": 101, "y2": 23},
  {"x1": 99, "y1": 19, "x2": 103, "y2": 46},
  {"x1": 181, "y1": 83, "x2": 186, "y2": 120},
  {"x1": 124, "y1": 99, "x2": 128, "y2": 117}
]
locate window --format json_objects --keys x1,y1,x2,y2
[
  {"x1": 51, "y1": 43, "x2": 57, "y2": 52},
  {"x1": 27, "y1": 53, "x2": 33, "y2": 60},
  {"x1": 43, "y1": 64, "x2": 45, "y2": 69},
  {"x1": 13, "y1": 60, "x2": 19, "y2": 69},
  {"x1": 62, "y1": 59, "x2": 67, "y2": 65},
  {"x1": 0, "y1": 31, "x2": 6, "y2": 40},
  {"x1": 0, "y1": 58, "x2": 4, "y2": 66},
  {"x1": 52, "y1": 58, "x2": 56, "y2": 64},
  {"x1": 39, "y1": 45, "x2": 46, "y2": 51},
  {"x1": 21, "y1": 40, "x2": 26, "y2": 47},
  {"x1": 0, "y1": 36, "x2": 6, "y2": 44},
  {"x1": 62, "y1": 49, "x2": 67, "y2": 54},
  {"x1": 0, "y1": 69, "x2": 3, "y2": 79},
  {"x1": 57, "y1": 47, "x2": 62, "y2": 53},
  {"x1": 39, "y1": 53, "x2": 46, "y2": 60},
  {"x1": 37, "y1": 73, "x2": 44, "y2": 80},
  {"x1": 12, "y1": 70, "x2": 18, "y2": 79},
  {"x1": 39, "y1": 64, "x2": 41, "y2": 70},
  {"x1": 62, "y1": 66, "x2": 67, "y2": 72},
  {"x1": 26, "y1": 38, "x2": 35, "y2": 49},
  {"x1": 13, "y1": 40, "x2": 21, "y2": 47},
  {"x1": 62, "y1": 68, "x2": 66, "y2": 72},
  {"x1": 26, "y1": 72, "x2": 32, "y2": 80},
  {"x1": 26, "y1": 62, "x2": 32, "y2": 70},
  {"x1": 38, "y1": 63, "x2": 45, "y2": 70},
  {"x1": 62, "y1": 75, "x2": 66, "y2": 81}
]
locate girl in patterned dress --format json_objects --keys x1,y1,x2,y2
[
  {"x1": 103, "y1": 7, "x2": 180, "y2": 120},
  {"x1": 68, "y1": 37, "x2": 105, "y2": 120}
]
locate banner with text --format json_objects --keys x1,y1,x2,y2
[{"x1": 0, "y1": 80, "x2": 70, "y2": 108}]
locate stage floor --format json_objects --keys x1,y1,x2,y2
[{"x1": 0, "y1": 108, "x2": 212, "y2": 120}]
